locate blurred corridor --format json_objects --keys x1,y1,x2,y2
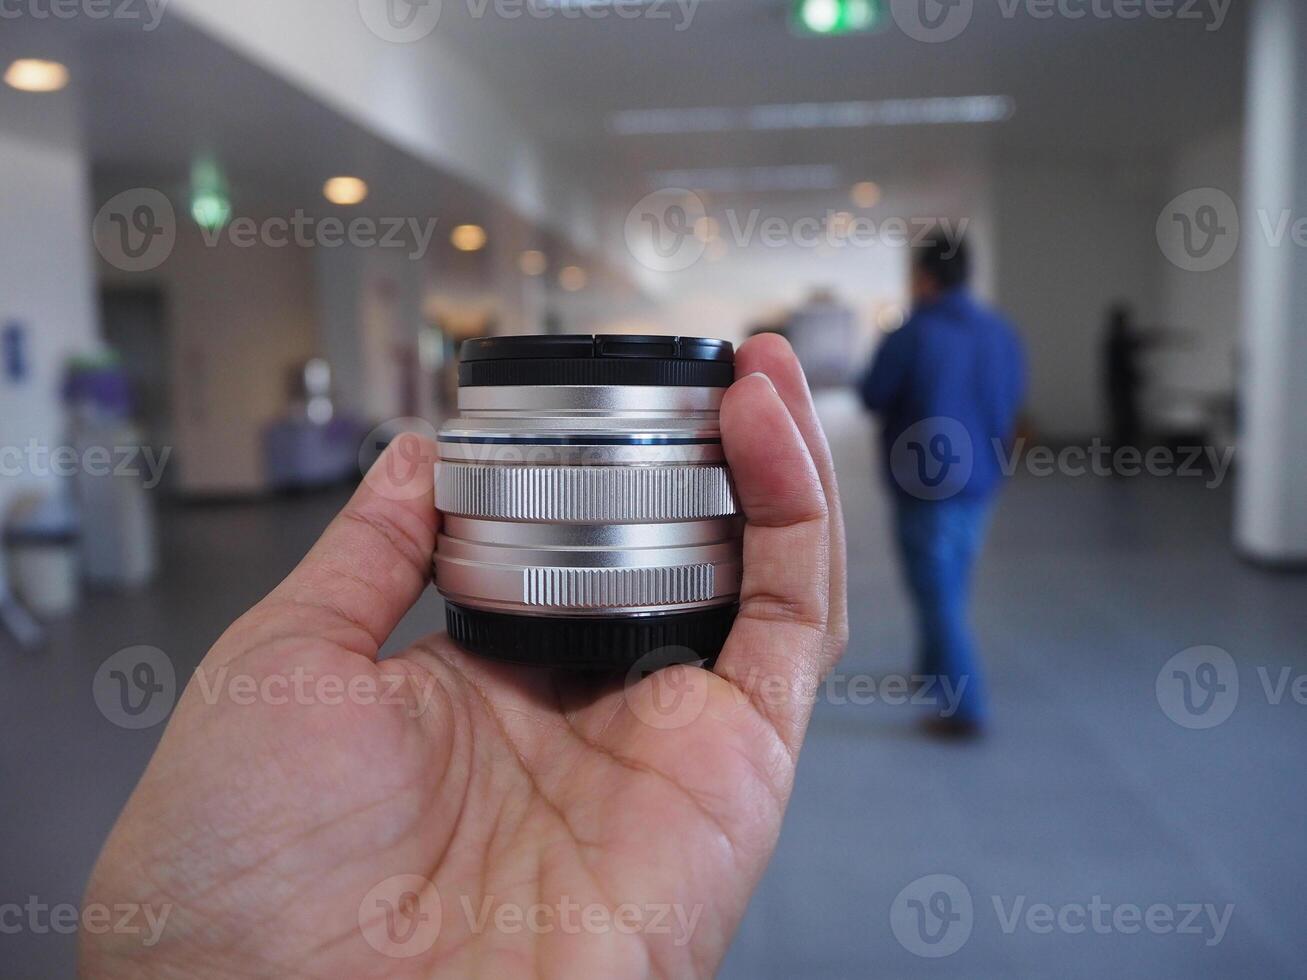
[{"x1": 3, "y1": 0, "x2": 1307, "y2": 976}]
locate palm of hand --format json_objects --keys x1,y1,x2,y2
[{"x1": 82, "y1": 336, "x2": 847, "y2": 979}]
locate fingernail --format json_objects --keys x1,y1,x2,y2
[{"x1": 742, "y1": 371, "x2": 778, "y2": 394}]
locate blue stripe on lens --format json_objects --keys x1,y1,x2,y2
[{"x1": 438, "y1": 434, "x2": 720, "y2": 446}]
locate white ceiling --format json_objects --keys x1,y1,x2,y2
[
  {"x1": 431, "y1": 0, "x2": 1247, "y2": 189},
  {"x1": 1, "y1": 1, "x2": 1249, "y2": 270}
]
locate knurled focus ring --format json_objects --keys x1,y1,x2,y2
[{"x1": 436, "y1": 463, "x2": 739, "y2": 522}]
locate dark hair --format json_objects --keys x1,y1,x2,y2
[{"x1": 913, "y1": 230, "x2": 970, "y2": 291}]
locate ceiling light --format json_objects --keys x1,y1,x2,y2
[
  {"x1": 559, "y1": 266, "x2": 587, "y2": 292},
  {"x1": 610, "y1": 96, "x2": 1015, "y2": 135},
  {"x1": 793, "y1": 0, "x2": 881, "y2": 34},
  {"x1": 191, "y1": 191, "x2": 231, "y2": 231},
  {"x1": 851, "y1": 181, "x2": 881, "y2": 208},
  {"x1": 450, "y1": 224, "x2": 488, "y2": 252},
  {"x1": 4, "y1": 59, "x2": 69, "y2": 93},
  {"x1": 797, "y1": 0, "x2": 840, "y2": 33},
  {"x1": 323, "y1": 176, "x2": 368, "y2": 206},
  {"x1": 650, "y1": 165, "x2": 841, "y2": 193},
  {"x1": 518, "y1": 250, "x2": 547, "y2": 276}
]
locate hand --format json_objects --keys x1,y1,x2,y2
[{"x1": 81, "y1": 335, "x2": 848, "y2": 979}]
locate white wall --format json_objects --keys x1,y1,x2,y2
[
  {"x1": 168, "y1": 0, "x2": 596, "y2": 252},
  {"x1": 1157, "y1": 127, "x2": 1244, "y2": 398},
  {"x1": 100, "y1": 219, "x2": 318, "y2": 495},
  {"x1": 317, "y1": 244, "x2": 428, "y2": 424},
  {"x1": 994, "y1": 156, "x2": 1164, "y2": 439},
  {"x1": 0, "y1": 99, "x2": 101, "y2": 522}
]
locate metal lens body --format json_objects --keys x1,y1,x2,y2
[{"x1": 435, "y1": 335, "x2": 741, "y2": 669}]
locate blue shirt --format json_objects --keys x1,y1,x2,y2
[{"x1": 858, "y1": 288, "x2": 1027, "y2": 500}]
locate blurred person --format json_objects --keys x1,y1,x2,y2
[
  {"x1": 1101, "y1": 303, "x2": 1192, "y2": 448},
  {"x1": 1103, "y1": 302, "x2": 1145, "y2": 447},
  {"x1": 857, "y1": 233, "x2": 1026, "y2": 738},
  {"x1": 80, "y1": 338, "x2": 848, "y2": 978}
]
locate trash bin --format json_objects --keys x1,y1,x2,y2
[{"x1": 4, "y1": 493, "x2": 81, "y2": 619}]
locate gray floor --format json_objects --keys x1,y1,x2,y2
[{"x1": 3, "y1": 394, "x2": 1306, "y2": 978}]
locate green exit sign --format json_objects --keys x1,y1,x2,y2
[{"x1": 792, "y1": 0, "x2": 883, "y2": 35}]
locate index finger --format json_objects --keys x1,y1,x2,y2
[
  {"x1": 713, "y1": 372, "x2": 832, "y2": 755},
  {"x1": 735, "y1": 333, "x2": 849, "y2": 672},
  {"x1": 221, "y1": 434, "x2": 439, "y2": 662}
]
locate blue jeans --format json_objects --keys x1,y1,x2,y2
[{"x1": 893, "y1": 496, "x2": 992, "y2": 724}]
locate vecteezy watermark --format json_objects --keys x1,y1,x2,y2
[
  {"x1": 1156, "y1": 646, "x2": 1239, "y2": 729},
  {"x1": 890, "y1": 418, "x2": 975, "y2": 502},
  {"x1": 1157, "y1": 187, "x2": 1307, "y2": 272},
  {"x1": 995, "y1": 439, "x2": 1234, "y2": 490},
  {"x1": 889, "y1": 0, "x2": 1229, "y2": 44},
  {"x1": 890, "y1": 874, "x2": 974, "y2": 957},
  {"x1": 0, "y1": 0, "x2": 169, "y2": 31},
  {"x1": 623, "y1": 646, "x2": 713, "y2": 730},
  {"x1": 357, "y1": 0, "x2": 443, "y2": 41},
  {"x1": 459, "y1": 895, "x2": 703, "y2": 947},
  {"x1": 624, "y1": 189, "x2": 708, "y2": 272},
  {"x1": 890, "y1": 0, "x2": 976, "y2": 43},
  {"x1": 96, "y1": 644, "x2": 440, "y2": 725},
  {"x1": 622, "y1": 654, "x2": 974, "y2": 731},
  {"x1": 891, "y1": 875, "x2": 1234, "y2": 957},
  {"x1": 993, "y1": 0, "x2": 1229, "y2": 30},
  {"x1": 0, "y1": 897, "x2": 172, "y2": 947},
  {"x1": 624, "y1": 188, "x2": 969, "y2": 272},
  {"x1": 1157, "y1": 645, "x2": 1307, "y2": 729},
  {"x1": 200, "y1": 212, "x2": 440, "y2": 262},
  {"x1": 93, "y1": 188, "x2": 441, "y2": 273},
  {"x1": 358, "y1": 875, "x2": 443, "y2": 958},
  {"x1": 93, "y1": 189, "x2": 176, "y2": 273},
  {"x1": 886, "y1": 422, "x2": 1235, "y2": 501},
  {"x1": 357, "y1": 874, "x2": 703, "y2": 957},
  {"x1": 467, "y1": 0, "x2": 699, "y2": 30},
  {"x1": 0, "y1": 440, "x2": 171, "y2": 489},
  {"x1": 1156, "y1": 188, "x2": 1240, "y2": 273},
  {"x1": 357, "y1": 0, "x2": 699, "y2": 41},
  {"x1": 359, "y1": 418, "x2": 440, "y2": 502},
  {"x1": 190, "y1": 663, "x2": 441, "y2": 719},
  {"x1": 93, "y1": 646, "x2": 177, "y2": 730}
]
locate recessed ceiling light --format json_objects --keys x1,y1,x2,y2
[
  {"x1": 323, "y1": 176, "x2": 368, "y2": 206},
  {"x1": 650, "y1": 165, "x2": 842, "y2": 193},
  {"x1": 610, "y1": 96, "x2": 1015, "y2": 135},
  {"x1": 851, "y1": 181, "x2": 881, "y2": 208},
  {"x1": 4, "y1": 59, "x2": 70, "y2": 93},
  {"x1": 559, "y1": 266, "x2": 586, "y2": 292},
  {"x1": 518, "y1": 250, "x2": 547, "y2": 276},
  {"x1": 451, "y1": 224, "x2": 488, "y2": 252}
]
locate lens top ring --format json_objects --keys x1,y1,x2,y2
[{"x1": 458, "y1": 334, "x2": 735, "y2": 388}]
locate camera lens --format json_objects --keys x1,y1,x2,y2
[{"x1": 435, "y1": 334, "x2": 743, "y2": 669}]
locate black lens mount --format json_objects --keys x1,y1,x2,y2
[
  {"x1": 445, "y1": 601, "x2": 738, "y2": 671},
  {"x1": 458, "y1": 334, "x2": 735, "y2": 388}
]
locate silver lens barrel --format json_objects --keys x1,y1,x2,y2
[
  {"x1": 434, "y1": 334, "x2": 741, "y2": 669},
  {"x1": 436, "y1": 384, "x2": 743, "y2": 616}
]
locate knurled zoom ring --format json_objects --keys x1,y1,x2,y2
[
  {"x1": 436, "y1": 463, "x2": 739, "y2": 522},
  {"x1": 523, "y1": 564, "x2": 715, "y2": 608}
]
